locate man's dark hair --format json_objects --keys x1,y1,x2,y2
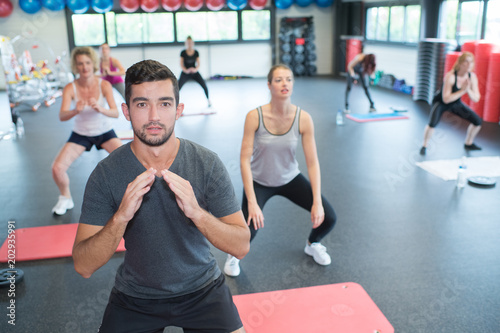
[{"x1": 125, "y1": 60, "x2": 179, "y2": 107}]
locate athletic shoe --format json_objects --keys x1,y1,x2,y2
[
  {"x1": 420, "y1": 146, "x2": 426, "y2": 155},
  {"x1": 343, "y1": 108, "x2": 351, "y2": 114},
  {"x1": 369, "y1": 106, "x2": 377, "y2": 113},
  {"x1": 304, "y1": 242, "x2": 331, "y2": 266},
  {"x1": 224, "y1": 254, "x2": 240, "y2": 277},
  {"x1": 464, "y1": 143, "x2": 481, "y2": 150},
  {"x1": 52, "y1": 195, "x2": 74, "y2": 215}
]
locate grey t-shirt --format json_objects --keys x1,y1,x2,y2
[{"x1": 79, "y1": 138, "x2": 240, "y2": 299}]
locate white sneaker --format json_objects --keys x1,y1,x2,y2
[
  {"x1": 304, "y1": 242, "x2": 331, "y2": 266},
  {"x1": 224, "y1": 254, "x2": 240, "y2": 277},
  {"x1": 52, "y1": 195, "x2": 74, "y2": 215}
]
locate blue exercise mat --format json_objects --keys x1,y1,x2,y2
[{"x1": 346, "y1": 112, "x2": 409, "y2": 122}]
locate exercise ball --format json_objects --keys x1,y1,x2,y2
[
  {"x1": 227, "y1": 0, "x2": 245, "y2": 10},
  {"x1": 120, "y1": 0, "x2": 139, "y2": 12},
  {"x1": 184, "y1": 0, "x2": 202, "y2": 11},
  {"x1": 0, "y1": 0, "x2": 13, "y2": 17},
  {"x1": 315, "y1": 0, "x2": 333, "y2": 8},
  {"x1": 161, "y1": 0, "x2": 180, "y2": 11},
  {"x1": 91, "y1": 0, "x2": 113, "y2": 13},
  {"x1": 19, "y1": 0, "x2": 42, "y2": 13},
  {"x1": 141, "y1": 0, "x2": 158, "y2": 12},
  {"x1": 42, "y1": 0, "x2": 65, "y2": 11},
  {"x1": 274, "y1": 0, "x2": 291, "y2": 9},
  {"x1": 248, "y1": 0, "x2": 265, "y2": 9},
  {"x1": 206, "y1": 0, "x2": 224, "y2": 10},
  {"x1": 67, "y1": 0, "x2": 90, "y2": 13}
]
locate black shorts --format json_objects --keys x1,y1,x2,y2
[
  {"x1": 98, "y1": 274, "x2": 243, "y2": 333},
  {"x1": 68, "y1": 130, "x2": 118, "y2": 151}
]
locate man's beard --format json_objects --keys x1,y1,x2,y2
[{"x1": 133, "y1": 121, "x2": 174, "y2": 147}]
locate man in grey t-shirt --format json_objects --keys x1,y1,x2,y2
[{"x1": 72, "y1": 60, "x2": 250, "y2": 333}]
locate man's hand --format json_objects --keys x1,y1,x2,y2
[
  {"x1": 115, "y1": 168, "x2": 156, "y2": 224},
  {"x1": 161, "y1": 169, "x2": 202, "y2": 221}
]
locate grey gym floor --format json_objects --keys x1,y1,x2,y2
[{"x1": 1, "y1": 76, "x2": 499, "y2": 333}]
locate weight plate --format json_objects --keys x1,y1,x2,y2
[{"x1": 0, "y1": 268, "x2": 24, "y2": 288}]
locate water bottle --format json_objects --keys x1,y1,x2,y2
[
  {"x1": 16, "y1": 118, "x2": 25, "y2": 138},
  {"x1": 456, "y1": 156, "x2": 467, "y2": 188},
  {"x1": 336, "y1": 109, "x2": 344, "y2": 126}
]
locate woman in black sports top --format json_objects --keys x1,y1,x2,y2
[
  {"x1": 178, "y1": 36, "x2": 211, "y2": 107},
  {"x1": 420, "y1": 51, "x2": 482, "y2": 155}
]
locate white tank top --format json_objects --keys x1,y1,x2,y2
[
  {"x1": 251, "y1": 106, "x2": 301, "y2": 187},
  {"x1": 72, "y1": 79, "x2": 112, "y2": 137}
]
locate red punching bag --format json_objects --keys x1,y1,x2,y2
[
  {"x1": 470, "y1": 41, "x2": 494, "y2": 118},
  {"x1": 483, "y1": 52, "x2": 500, "y2": 123}
]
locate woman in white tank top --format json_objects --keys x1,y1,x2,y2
[
  {"x1": 224, "y1": 65, "x2": 337, "y2": 277},
  {"x1": 51, "y1": 47, "x2": 122, "y2": 216}
]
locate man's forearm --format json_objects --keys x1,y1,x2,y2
[
  {"x1": 73, "y1": 216, "x2": 127, "y2": 278},
  {"x1": 193, "y1": 210, "x2": 250, "y2": 260}
]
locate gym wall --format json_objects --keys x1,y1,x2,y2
[
  {"x1": 363, "y1": 44, "x2": 418, "y2": 87},
  {"x1": 0, "y1": 4, "x2": 336, "y2": 79},
  {"x1": 0, "y1": 6, "x2": 70, "y2": 73}
]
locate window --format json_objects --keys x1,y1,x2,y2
[
  {"x1": 175, "y1": 11, "x2": 238, "y2": 42},
  {"x1": 405, "y1": 5, "x2": 421, "y2": 43},
  {"x1": 72, "y1": 14, "x2": 105, "y2": 46},
  {"x1": 366, "y1": 7, "x2": 377, "y2": 40},
  {"x1": 389, "y1": 6, "x2": 404, "y2": 42},
  {"x1": 485, "y1": 0, "x2": 500, "y2": 42},
  {"x1": 115, "y1": 13, "x2": 144, "y2": 44},
  {"x1": 105, "y1": 12, "x2": 117, "y2": 47},
  {"x1": 147, "y1": 13, "x2": 175, "y2": 43},
  {"x1": 438, "y1": 0, "x2": 500, "y2": 44},
  {"x1": 68, "y1": 9, "x2": 272, "y2": 48},
  {"x1": 440, "y1": 0, "x2": 459, "y2": 40},
  {"x1": 365, "y1": 4, "x2": 421, "y2": 44},
  {"x1": 242, "y1": 10, "x2": 271, "y2": 40},
  {"x1": 457, "y1": 1, "x2": 483, "y2": 44}
]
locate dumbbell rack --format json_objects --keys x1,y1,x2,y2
[{"x1": 278, "y1": 17, "x2": 316, "y2": 76}]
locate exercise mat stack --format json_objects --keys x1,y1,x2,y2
[
  {"x1": 484, "y1": 52, "x2": 500, "y2": 123},
  {"x1": 470, "y1": 41, "x2": 494, "y2": 118},
  {"x1": 413, "y1": 38, "x2": 457, "y2": 104}
]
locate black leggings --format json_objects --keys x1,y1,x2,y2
[
  {"x1": 178, "y1": 72, "x2": 209, "y2": 99},
  {"x1": 242, "y1": 174, "x2": 336, "y2": 244},
  {"x1": 428, "y1": 100, "x2": 483, "y2": 128},
  {"x1": 345, "y1": 68, "x2": 374, "y2": 109}
]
